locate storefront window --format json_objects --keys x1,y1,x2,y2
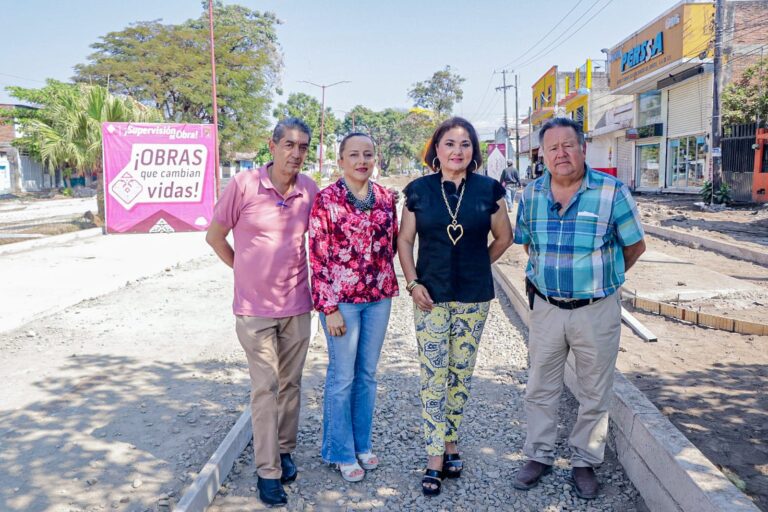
[
  {"x1": 638, "y1": 91, "x2": 662, "y2": 126},
  {"x1": 636, "y1": 144, "x2": 660, "y2": 188},
  {"x1": 667, "y1": 135, "x2": 706, "y2": 188}
]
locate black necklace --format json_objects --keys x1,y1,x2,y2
[{"x1": 342, "y1": 179, "x2": 376, "y2": 211}]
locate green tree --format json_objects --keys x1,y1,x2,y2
[
  {"x1": 408, "y1": 66, "x2": 466, "y2": 119},
  {"x1": 273, "y1": 92, "x2": 338, "y2": 164},
  {"x1": 722, "y1": 57, "x2": 768, "y2": 125},
  {"x1": 8, "y1": 81, "x2": 161, "y2": 220},
  {"x1": 341, "y1": 106, "x2": 408, "y2": 175},
  {"x1": 73, "y1": 1, "x2": 282, "y2": 159}
]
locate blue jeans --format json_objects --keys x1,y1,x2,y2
[
  {"x1": 320, "y1": 299, "x2": 392, "y2": 464},
  {"x1": 504, "y1": 184, "x2": 517, "y2": 210}
]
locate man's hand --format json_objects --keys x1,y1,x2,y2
[{"x1": 325, "y1": 310, "x2": 346, "y2": 337}]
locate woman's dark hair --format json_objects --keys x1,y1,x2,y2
[
  {"x1": 423, "y1": 117, "x2": 483, "y2": 173},
  {"x1": 338, "y1": 132, "x2": 375, "y2": 156}
]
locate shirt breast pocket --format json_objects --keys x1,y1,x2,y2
[{"x1": 573, "y1": 212, "x2": 609, "y2": 250}]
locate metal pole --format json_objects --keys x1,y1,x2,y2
[
  {"x1": 515, "y1": 73, "x2": 520, "y2": 171},
  {"x1": 208, "y1": 0, "x2": 220, "y2": 198},
  {"x1": 298, "y1": 80, "x2": 350, "y2": 176},
  {"x1": 711, "y1": 0, "x2": 723, "y2": 201},
  {"x1": 528, "y1": 106, "x2": 533, "y2": 167},
  {"x1": 319, "y1": 86, "x2": 326, "y2": 175}
]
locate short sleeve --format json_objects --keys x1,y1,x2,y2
[
  {"x1": 213, "y1": 177, "x2": 242, "y2": 229},
  {"x1": 403, "y1": 181, "x2": 420, "y2": 212},
  {"x1": 612, "y1": 183, "x2": 644, "y2": 247},
  {"x1": 513, "y1": 190, "x2": 531, "y2": 245},
  {"x1": 489, "y1": 180, "x2": 505, "y2": 214}
]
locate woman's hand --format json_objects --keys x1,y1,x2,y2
[
  {"x1": 411, "y1": 285, "x2": 434, "y2": 312},
  {"x1": 325, "y1": 310, "x2": 346, "y2": 337}
]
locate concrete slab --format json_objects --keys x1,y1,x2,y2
[
  {"x1": 0, "y1": 231, "x2": 213, "y2": 334},
  {"x1": 624, "y1": 250, "x2": 760, "y2": 302}
]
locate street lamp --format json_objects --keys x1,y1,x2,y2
[{"x1": 298, "y1": 80, "x2": 350, "y2": 175}]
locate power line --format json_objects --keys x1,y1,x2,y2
[
  {"x1": 501, "y1": 0, "x2": 586, "y2": 69},
  {"x1": 515, "y1": 0, "x2": 614, "y2": 70}
]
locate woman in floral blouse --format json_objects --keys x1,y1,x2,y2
[{"x1": 309, "y1": 132, "x2": 399, "y2": 482}]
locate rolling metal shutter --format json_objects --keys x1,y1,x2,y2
[
  {"x1": 667, "y1": 73, "x2": 710, "y2": 137},
  {"x1": 617, "y1": 137, "x2": 634, "y2": 187}
]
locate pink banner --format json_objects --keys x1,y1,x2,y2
[
  {"x1": 487, "y1": 143, "x2": 506, "y2": 157},
  {"x1": 102, "y1": 122, "x2": 216, "y2": 234}
]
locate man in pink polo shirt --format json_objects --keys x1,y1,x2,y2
[{"x1": 206, "y1": 118, "x2": 319, "y2": 506}]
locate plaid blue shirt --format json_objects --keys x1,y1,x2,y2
[{"x1": 514, "y1": 166, "x2": 644, "y2": 299}]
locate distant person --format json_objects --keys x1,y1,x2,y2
[
  {"x1": 398, "y1": 117, "x2": 513, "y2": 496},
  {"x1": 309, "y1": 133, "x2": 399, "y2": 482},
  {"x1": 206, "y1": 118, "x2": 319, "y2": 507},
  {"x1": 513, "y1": 117, "x2": 646, "y2": 500},
  {"x1": 533, "y1": 156, "x2": 545, "y2": 178},
  {"x1": 499, "y1": 160, "x2": 521, "y2": 212},
  {"x1": 524, "y1": 164, "x2": 532, "y2": 180}
]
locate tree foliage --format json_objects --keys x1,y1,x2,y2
[
  {"x1": 408, "y1": 66, "x2": 466, "y2": 119},
  {"x1": 7, "y1": 80, "x2": 162, "y2": 219},
  {"x1": 722, "y1": 58, "x2": 768, "y2": 126},
  {"x1": 273, "y1": 92, "x2": 338, "y2": 163},
  {"x1": 73, "y1": 1, "x2": 282, "y2": 158},
  {"x1": 339, "y1": 106, "x2": 438, "y2": 174}
]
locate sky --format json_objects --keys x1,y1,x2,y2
[{"x1": 1, "y1": 0, "x2": 678, "y2": 138}]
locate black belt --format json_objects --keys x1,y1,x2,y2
[{"x1": 528, "y1": 281, "x2": 604, "y2": 310}]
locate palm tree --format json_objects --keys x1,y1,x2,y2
[{"x1": 25, "y1": 84, "x2": 161, "y2": 221}]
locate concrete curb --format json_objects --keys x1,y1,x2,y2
[
  {"x1": 0, "y1": 227, "x2": 102, "y2": 256},
  {"x1": 643, "y1": 223, "x2": 768, "y2": 266},
  {"x1": 175, "y1": 313, "x2": 320, "y2": 512},
  {"x1": 491, "y1": 266, "x2": 759, "y2": 511}
]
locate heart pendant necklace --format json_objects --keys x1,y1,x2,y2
[{"x1": 440, "y1": 177, "x2": 466, "y2": 246}]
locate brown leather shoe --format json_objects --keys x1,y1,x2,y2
[
  {"x1": 513, "y1": 460, "x2": 552, "y2": 490},
  {"x1": 569, "y1": 466, "x2": 599, "y2": 499}
]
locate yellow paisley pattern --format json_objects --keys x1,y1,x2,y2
[{"x1": 414, "y1": 301, "x2": 490, "y2": 456}]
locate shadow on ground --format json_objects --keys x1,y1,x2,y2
[
  {"x1": 0, "y1": 354, "x2": 248, "y2": 512},
  {"x1": 626, "y1": 362, "x2": 768, "y2": 510}
]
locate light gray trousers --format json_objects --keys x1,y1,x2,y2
[{"x1": 523, "y1": 292, "x2": 621, "y2": 467}]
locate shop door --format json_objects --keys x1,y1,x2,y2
[
  {"x1": 617, "y1": 137, "x2": 634, "y2": 188},
  {"x1": 636, "y1": 144, "x2": 660, "y2": 189}
]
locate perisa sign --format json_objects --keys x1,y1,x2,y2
[
  {"x1": 621, "y1": 32, "x2": 664, "y2": 72},
  {"x1": 102, "y1": 122, "x2": 216, "y2": 234}
]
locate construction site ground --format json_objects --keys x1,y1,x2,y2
[{"x1": 490, "y1": 190, "x2": 768, "y2": 511}]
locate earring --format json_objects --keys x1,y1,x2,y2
[
  {"x1": 432, "y1": 157, "x2": 441, "y2": 170},
  {"x1": 471, "y1": 160, "x2": 479, "y2": 172}
]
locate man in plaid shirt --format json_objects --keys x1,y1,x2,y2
[{"x1": 512, "y1": 117, "x2": 645, "y2": 499}]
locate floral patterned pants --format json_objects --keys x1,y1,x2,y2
[{"x1": 414, "y1": 301, "x2": 490, "y2": 456}]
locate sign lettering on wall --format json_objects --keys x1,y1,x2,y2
[{"x1": 621, "y1": 32, "x2": 664, "y2": 72}]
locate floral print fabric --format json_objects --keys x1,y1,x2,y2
[{"x1": 309, "y1": 180, "x2": 399, "y2": 315}]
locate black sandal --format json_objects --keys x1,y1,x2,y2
[
  {"x1": 443, "y1": 453, "x2": 463, "y2": 478},
  {"x1": 422, "y1": 468, "x2": 443, "y2": 496}
]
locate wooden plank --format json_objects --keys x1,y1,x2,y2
[
  {"x1": 635, "y1": 298, "x2": 661, "y2": 315},
  {"x1": 733, "y1": 319, "x2": 768, "y2": 336},
  {"x1": 621, "y1": 307, "x2": 658, "y2": 342}
]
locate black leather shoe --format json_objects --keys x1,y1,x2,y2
[
  {"x1": 569, "y1": 466, "x2": 599, "y2": 499},
  {"x1": 280, "y1": 453, "x2": 297, "y2": 483},
  {"x1": 257, "y1": 477, "x2": 287, "y2": 506},
  {"x1": 513, "y1": 460, "x2": 552, "y2": 490}
]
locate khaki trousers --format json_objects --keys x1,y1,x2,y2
[
  {"x1": 236, "y1": 313, "x2": 311, "y2": 479},
  {"x1": 523, "y1": 292, "x2": 621, "y2": 467}
]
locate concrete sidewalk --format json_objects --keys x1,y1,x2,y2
[{"x1": 0, "y1": 230, "x2": 214, "y2": 334}]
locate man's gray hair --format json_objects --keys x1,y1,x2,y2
[
  {"x1": 272, "y1": 117, "x2": 312, "y2": 143},
  {"x1": 538, "y1": 117, "x2": 585, "y2": 147}
]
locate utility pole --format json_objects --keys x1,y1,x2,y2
[
  {"x1": 495, "y1": 69, "x2": 514, "y2": 163},
  {"x1": 711, "y1": 0, "x2": 723, "y2": 200},
  {"x1": 514, "y1": 73, "x2": 520, "y2": 171},
  {"x1": 299, "y1": 80, "x2": 350, "y2": 175},
  {"x1": 528, "y1": 106, "x2": 533, "y2": 173},
  {"x1": 207, "y1": 0, "x2": 220, "y2": 198}
]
